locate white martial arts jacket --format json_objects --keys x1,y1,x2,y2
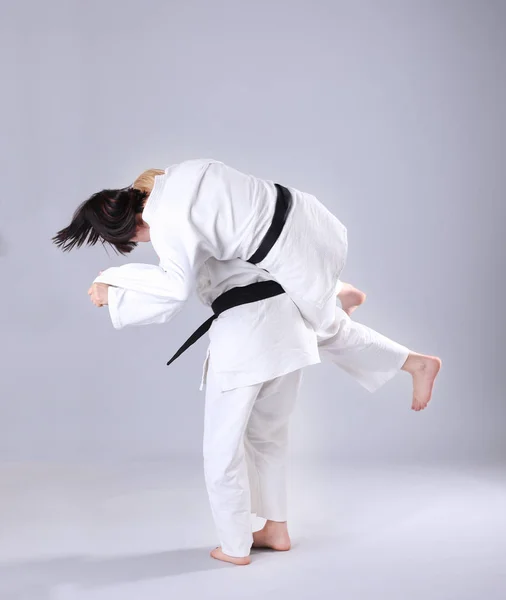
[
  {"x1": 95, "y1": 259, "x2": 321, "y2": 391},
  {"x1": 138, "y1": 158, "x2": 348, "y2": 331}
]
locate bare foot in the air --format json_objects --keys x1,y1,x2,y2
[
  {"x1": 402, "y1": 353, "x2": 442, "y2": 411},
  {"x1": 253, "y1": 520, "x2": 291, "y2": 551},
  {"x1": 210, "y1": 547, "x2": 251, "y2": 566},
  {"x1": 337, "y1": 283, "x2": 367, "y2": 316}
]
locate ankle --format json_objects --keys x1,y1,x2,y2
[{"x1": 401, "y1": 352, "x2": 423, "y2": 374}]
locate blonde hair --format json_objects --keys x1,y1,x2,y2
[{"x1": 132, "y1": 168, "x2": 165, "y2": 195}]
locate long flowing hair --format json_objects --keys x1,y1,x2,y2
[{"x1": 52, "y1": 169, "x2": 164, "y2": 254}]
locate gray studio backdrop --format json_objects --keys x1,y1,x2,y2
[{"x1": 1, "y1": 0, "x2": 505, "y2": 465}]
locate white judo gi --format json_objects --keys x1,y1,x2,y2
[
  {"x1": 95, "y1": 259, "x2": 409, "y2": 558},
  {"x1": 136, "y1": 158, "x2": 348, "y2": 331}
]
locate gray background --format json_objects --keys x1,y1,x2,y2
[
  {"x1": 2, "y1": 1, "x2": 506, "y2": 598},
  {"x1": 2, "y1": 0, "x2": 504, "y2": 464}
]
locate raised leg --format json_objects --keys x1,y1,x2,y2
[{"x1": 318, "y1": 308, "x2": 441, "y2": 409}]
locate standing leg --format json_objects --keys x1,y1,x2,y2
[
  {"x1": 203, "y1": 360, "x2": 261, "y2": 565},
  {"x1": 318, "y1": 307, "x2": 441, "y2": 410},
  {"x1": 243, "y1": 370, "x2": 303, "y2": 551}
]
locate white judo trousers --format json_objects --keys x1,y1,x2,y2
[
  {"x1": 202, "y1": 307, "x2": 409, "y2": 558},
  {"x1": 204, "y1": 363, "x2": 302, "y2": 558}
]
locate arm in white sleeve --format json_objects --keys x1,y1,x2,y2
[
  {"x1": 106, "y1": 286, "x2": 185, "y2": 329},
  {"x1": 94, "y1": 263, "x2": 191, "y2": 329}
]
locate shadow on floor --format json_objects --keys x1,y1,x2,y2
[{"x1": 0, "y1": 547, "x2": 229, "y2": 596}]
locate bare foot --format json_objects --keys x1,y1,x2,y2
[
  {"x1": 210, "y1": 547, "x2": 251, "y2": 566},
  {"x1": 337, "y1": 283, "x2": 367, "y2": 316},
  {"x1": 252, "y1": 521, "x2": 291, "y2": 551},
  {"x1": 402, "y1": 353, "x2": 442, "y2": 411}
]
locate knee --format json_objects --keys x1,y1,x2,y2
[{"x1": 246, "y1": 433, "x2": 288, "y2": 459}]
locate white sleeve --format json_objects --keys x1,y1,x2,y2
[{"x1": 94, "y1": 263, "x2": 190, "y2": 329}]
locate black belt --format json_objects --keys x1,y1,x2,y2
[
  {"x1": 166, "y1": 184, "x2": 292, "y2": 367},
  {"x1": 166, "y1": 281, "x2": 285, "y2": 366},
  {"x1": 247, "y1": 183, "x2": 292, "y2": 264}
]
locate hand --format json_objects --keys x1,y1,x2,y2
[{"x1": 88, "y1": 282, "x2": 109, "y2": 307}]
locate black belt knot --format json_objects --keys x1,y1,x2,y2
[{"x1": 166, "y1": 281, "x2": 285, "y2": 366}]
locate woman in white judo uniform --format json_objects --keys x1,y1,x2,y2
[{"x1": 86, "y1": 257, "x2": 440, "y2": 566}]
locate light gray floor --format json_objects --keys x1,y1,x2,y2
[{"x1": 0, "y1": 460, "x2": 505, "y2": 600}]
